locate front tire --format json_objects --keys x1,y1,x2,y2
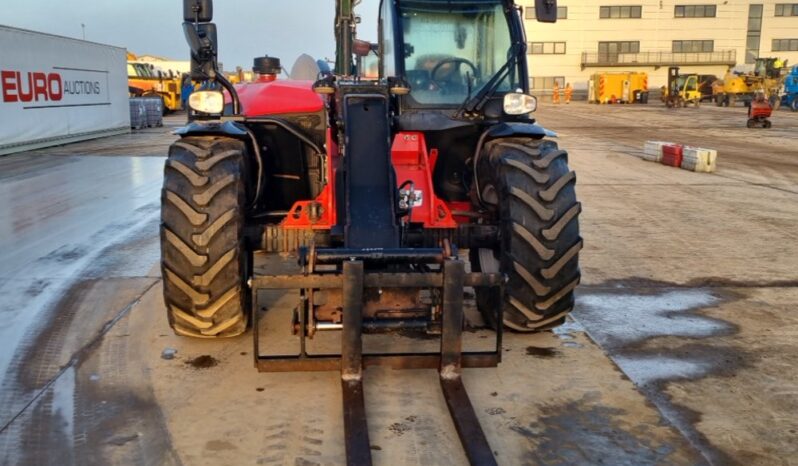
[
  {"x1": 471, "y1": 139, "x2": 582, "y2": 331},
  {"x1": 160, "y1": 136, "x2": 250, "y2": 338}
]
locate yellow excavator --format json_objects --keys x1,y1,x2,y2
[
  {"x1": 713, "y1": 57, "x2": 787, "y2": 107},
  {"x1": 127, "y1": 52, "x2": 184, "y2": 114}
]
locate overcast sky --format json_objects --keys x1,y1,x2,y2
[{"x1": 4, "y1": 0, "x2": 380, "y2": 71}]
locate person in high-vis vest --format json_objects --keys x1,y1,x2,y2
[
  {"x1": 564, "y1": 83, "x2": 573, "y2": 104},
  {"x1": 552, "y1": 81, "x2": 560, "y2": 104}
]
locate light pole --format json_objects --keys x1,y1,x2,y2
[{"x1": 81, "y1": 23, "x2": 85, "y2": 40}]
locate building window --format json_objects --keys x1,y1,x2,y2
[
  {"x1": 775, "y1": 4, "x2": 798, "y2": 16},
  {"x1": 600, "y1": 5, "x2": 642, "y2": 19},
  {"x1": 746, "y1": 4, "x2": 763, "y2": 64},
  {"x1": 530, "y1": 76, "x2": 565, "y2": 90},
  {"x1": 673, "y1": 40, "x2": 715, "y2": 52},
  {"x1": 773, "y1": 39, "x2": 798, "y2": 51},
  {"x1": 598, "y1": 41, "x2": 640, "y2": 56},
  {"x1": 525, "y1": 6, "x2": 568, "y2": 20},
  {"x1": 528, "y1": 42, "x2": 567, "y2": 55},
  {"x1": 674, "y1": 5, "x2": 717, "y2": 17}
]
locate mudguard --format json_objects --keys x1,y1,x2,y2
[
  {"x1": 173, "y1": 120, "x2": 248, "y2": 138},
  {"x1": 486, "y1": 121, "x2": 557, "y2": 139}
]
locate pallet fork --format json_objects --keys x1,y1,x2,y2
[{"x1": 251, "y1": 250, "x2": 503, "y2": 466}]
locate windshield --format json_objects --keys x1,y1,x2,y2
[{"x1": 398, "y1": 0, "x2": 515, "y2": 105}]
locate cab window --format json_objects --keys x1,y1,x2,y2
[{"x1": 398, "y1": 0, "x2": 514, "y2": 105}]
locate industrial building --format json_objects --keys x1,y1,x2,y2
[{"x1": 521, "y1": 0, "x2": 798, "y2": 92}]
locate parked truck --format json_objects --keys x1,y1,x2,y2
[{"x1": 780, "y1": 65, "x2": 798, "y2": 112}]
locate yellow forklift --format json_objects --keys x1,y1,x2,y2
[{"x1": 661, "y1": 66, "x2": 701, "y2": 108}]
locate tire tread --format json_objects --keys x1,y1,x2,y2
[
  {"x1": 160, "y1": 136, "x2": 249, "y2": 338},
  {"x1": 472, "y1": 138, "x2": 581, "y2": 331}
]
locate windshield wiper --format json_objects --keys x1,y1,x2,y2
[{"x1": 459, "y1": 42, "x2": 521, "y2": 116}]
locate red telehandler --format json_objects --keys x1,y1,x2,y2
[{"x1": 162, "y1": 1, "x2": 580, "y2": 463}]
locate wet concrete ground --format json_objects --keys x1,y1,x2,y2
[{"x1": 0, "y1": 105, "x2": 796, "y2": 465}]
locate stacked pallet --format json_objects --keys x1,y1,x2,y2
[
  {"x1": 129, "y1": 98, "x2": 146, "y2": 130},
  {"x1": 640, "y1": 141, "x2": 718, "y2": 173},
  {"x1": 142, "y1": 97, "x2": 164, "y2": 128}
]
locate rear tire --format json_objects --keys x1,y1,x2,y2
[
  {"x1": 160, "y1": 136, "x2": 250, "y2": 338},
  {"x1": 471, "y1": 139, "x2": 582, "y2": 331}
]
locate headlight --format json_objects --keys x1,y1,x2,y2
[
  {"x1": 503, "y1": 93, "x2": 537, "y2": 115},
  {"x1": 189, "y1": 90, "x2": 224, "y2": 114}
]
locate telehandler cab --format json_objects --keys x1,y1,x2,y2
[{"x1": 162, "y1": 0, "x2": 581, "y2": 463}]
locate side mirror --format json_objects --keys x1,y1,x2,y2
[
  {"x1": 184, "y1": 0, "x2": 213, "y2": 22},
  {"x1": 534, "y1": 0, "x2": 558, "y2": 23}
]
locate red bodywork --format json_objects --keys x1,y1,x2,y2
[
  {"x1": 661, "y1": 144, "x2": 684, "y2": 167},
  {"x1": 235, "y1": 79, "x2": 325, "y2": 116},
  {"x1": 749, "y1": 100, "x2": 772, "y2": 119},
  {"x1": 234, "y1": 79, "x2": 465, "y2": 231}
]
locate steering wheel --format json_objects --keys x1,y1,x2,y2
[{"x1": 430, "y1": 58, "x2": 479, "y2": 91}]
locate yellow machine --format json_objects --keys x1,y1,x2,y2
[
  {"x1": 127, "y1": 52, "x2": 183, "y2": 113},
  {"x1": 661, "y1": 67, "x2": 701, "y2": 107},
  {"x1": 224, "y1": 66, "x2": 255, "y2": 84},
  {"x1": 713, "y1": 57, "x2": 786, "y2": 107},
  {"x1": 588, "y1": 72, "x2": 649, "y2": 104}
]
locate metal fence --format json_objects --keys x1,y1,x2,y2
[{"x1": 581, "y1": 50, "x2": 736, "y2": 69}]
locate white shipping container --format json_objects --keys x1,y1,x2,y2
[
  {"x1": 0, "y1": 26, "x2": 130, "y2": 155},
  {"x1": 681, "y1": 147, "x2": 718, "y2": 173}
]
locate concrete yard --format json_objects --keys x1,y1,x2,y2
[{"x1": 0, "y1": 104, "x2": 796, "y2": 466}]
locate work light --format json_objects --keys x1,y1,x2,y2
[
  {"x1": 188, "y1": 90, "x2": 224, "y2": 114},
  {"x1": 503, "y1": 92, "x2": 537, "y2": 114}
]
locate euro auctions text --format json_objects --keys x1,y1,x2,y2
[{"x1": 1, "y1": 70, "x2": 102, "y2": 103}]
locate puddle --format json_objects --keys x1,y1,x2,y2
[
  {"x1": 526, "y1": 346, "x2": 560, "y2": 358},
  {"x1": 574, "y1": 285, "x2": 745, "y2": 464},
  {"x1": 612, "y1": 355, "x2": 713, "y2": 386},
  {"x1": 185, "y1": 355, "x2": 219, "y2": 369},
  {"x1": 575, "y1": 287, "x2": 740, "y2": 385},
  {"x1": 551, "y1": 318, "x2": 584, "y2": 341},
  {"x1": 510, "y1": 392, "x2": 699, "y2": 465},
  {"x1": 51, "y1": 366, "x2": 75, "y2": 440},
  {"x1": 576, "y1": 289, "x2": 729, "y2": 350}
]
